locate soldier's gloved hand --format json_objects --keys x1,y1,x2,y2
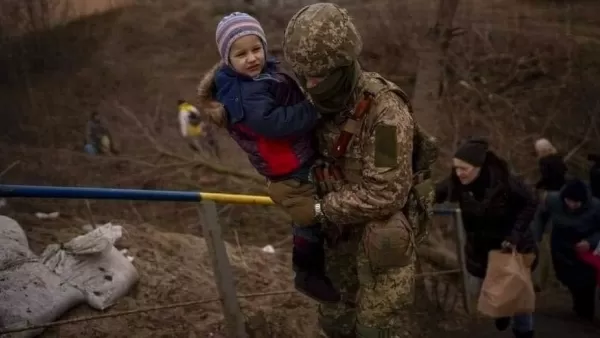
[
  {"x1": 280, "y1": 195, "x2": 318, "y2": 226},
  {"x1": 267, "y1": 179, "x2": 314, "y2": 205},
  {"x1": 267, "y1": 179, "x2": 318, "y2": 226}
]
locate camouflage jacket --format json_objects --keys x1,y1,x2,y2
[{"x1": 319, "y1": 71, "x2": 414, "y2": 225}]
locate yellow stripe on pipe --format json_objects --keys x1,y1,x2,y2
[{"x1": 198, "y1": 192, "x2": 275, "y2": 205}]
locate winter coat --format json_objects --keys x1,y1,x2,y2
[
  {"x1": 214, "y1": 59, "x2": 318, "y2": 179},
  {"x1": 532, "y1": 186, "x2": 600, "y2": 288},
  {"x1": 435, "y1": 153, "x2": 538, "y2": 278}
]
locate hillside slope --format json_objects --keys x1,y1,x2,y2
[{"x1": 1, "y1": 0, "x2": 600, "y2": 336}]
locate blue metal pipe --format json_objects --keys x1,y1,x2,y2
[
  {"x1": 0, "y1": 184, "x2": 459, "y2": 214},
  {"x1": 0, "y1": 184, "x2": 201, "y2": 202}
]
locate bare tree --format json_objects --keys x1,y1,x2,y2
[{"x1": 411, "y1": 0, "x2": 461, "y2": 136}]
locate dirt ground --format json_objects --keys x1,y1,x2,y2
[
  {"x1": 2, "y1": 200, "x2": 600, "y2": 338},
  {"x1": 1, "y1": 0, "x2": 600, "y2": 337},
  {"x1": 1, "y1": 202, "x2": 316, "y2": 338},
  {"x1": 455, "y1": 291, "x2": 600, "y2": 338}
]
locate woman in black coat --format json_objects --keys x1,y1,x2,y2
[
  {"x1": 435, "y1": 138, "x2": 538, "y2": 338},
  {"x1": 534, "y1": 138, "x2": 567, "y2": 193}
]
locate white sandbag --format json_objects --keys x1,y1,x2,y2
[
  {"x1": 0, "y1": 216, "x2": 85, "y2": 338},
  {"x1": 0, "y1": 216, "x2": 36, "y2": 272},
  {"x1": 41, "y1": 223, "x2": 139, "y2": 310},
  {"x1": 0, "y1": 262, "x2": 85, "y2": 338},
  {"x1": 0, "y1": 215, "x2": 29, "y2": 247}
]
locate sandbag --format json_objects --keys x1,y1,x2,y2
[
  {"x1": 0, "y1": 216, "x2": 29, "y2": 247},
  {"x1": 0, "y1": 262, "x2": 85, "y2": 338},
  {"x1": 0, "y1": 216, "x2": 85, "y2": 338},
  {"x1": 0, "y1": 216, "x2": 36, "y2": 271},
  {"x1": 41, "y1": 223, "x2": 139, "y2": 310},
  {"x1": 477, "y1": 250, "x2": 536, "y2": 318}
]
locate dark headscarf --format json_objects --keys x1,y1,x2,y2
[{"x1": 454, "y1": 137, "x2": 489, "y2": 167}]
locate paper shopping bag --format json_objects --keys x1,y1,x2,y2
[{"x1": 477, "y1": 250, "x2": 536, "y2": 318}]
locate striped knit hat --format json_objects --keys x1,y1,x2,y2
[{"x1": 215, "y1": 12, "x2": 267, "y2": 65}]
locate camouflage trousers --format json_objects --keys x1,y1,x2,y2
[{"x1": 317, "y1": 211, "x2": 417, "y2": 338}]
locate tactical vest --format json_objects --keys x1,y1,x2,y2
[{"x1": 332, "y1": 73, "x2": 439, "y2": 242}]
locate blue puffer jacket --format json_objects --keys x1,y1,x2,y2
[{"x1": 214, "y1": 59, "x2": 318, "y2": 179}]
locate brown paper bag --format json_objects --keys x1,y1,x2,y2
[{"x1": 477, "y1": 250, "x2": 536, "y2": 318}]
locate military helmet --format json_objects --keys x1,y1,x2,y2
[{"x1": 283, "y1": 3, "x2": 362, "y2": 77}]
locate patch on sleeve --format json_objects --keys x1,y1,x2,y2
[{"x1": 374, "y1": 125, "x2": 398, "y2": 168}]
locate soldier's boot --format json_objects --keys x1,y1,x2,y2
[
  {"x1": 355, "y1": 322, "x2": 392, "y2": 338},
  {"x1": 292, "y1": 236, "x2": 340, "y2": 304}
]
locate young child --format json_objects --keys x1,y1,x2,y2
[{"x1": 206, "y1": 12, "x2": 340, "y2": 303}]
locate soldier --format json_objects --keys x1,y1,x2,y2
[{"x1": 272, "y1": 3, "x2": 439, "y2": 337}]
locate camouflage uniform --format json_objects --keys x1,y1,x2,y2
[{"x1": 284, "y1": 3, "x2": 438, "y2": 337}]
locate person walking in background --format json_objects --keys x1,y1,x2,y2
[
  {"x1": 177, "y1": 99, "x2": 220, "y2": 157},
  {"x1": 84, "y1": 111, "x2": 118, "y2": 155},
  {"x1": 532, "y1": 178, "x2": 600, "y2": 321},
  {"x1": 435, "y1": 137, "x2": 537, "y2": 338},
  {"x1": 534, "y1": 138, "x2": 567, "y2": 195},
  {"x1": 532, "y1": 138, "x2": 566, "y2": 291}
]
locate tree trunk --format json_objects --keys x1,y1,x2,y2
[{"x1": 411, "y1": 0, "x2": 460, "y2": 137}]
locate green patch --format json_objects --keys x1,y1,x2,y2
[{"x1": 374, "y1": 125, "x2": 397, "y2": 168}]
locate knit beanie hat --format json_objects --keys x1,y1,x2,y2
[
  {"x1": 561, "y1": 179, "x2": 588, "y2": 203},
  {"x1": 215, "y1": 12, "x2": 267, "y2": 65},
  {"x1": 454, "y1": 137, "x2": 489, "y2": 167}
]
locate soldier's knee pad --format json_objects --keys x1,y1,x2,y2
[
  {"x1": 363, "y1": 212, "x2": 413, "y2": 269},
  {"x1": 355, "y1": 322, "x2": 392, "y2": 338}
]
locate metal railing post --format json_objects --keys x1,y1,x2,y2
[
  {"x1": 452, "y1": 208, "x2": 472, "y2": 314},
  {"x1": 198, "y1": 201, "x2": 248, "y2": 338}
]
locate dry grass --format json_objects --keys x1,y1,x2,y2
[
  {"x1": 0, "y1": 208, "x2": 315, "y2": 337},
  {"x1": 1, "y1": 0, "x2": 600, "y2": 336}
]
